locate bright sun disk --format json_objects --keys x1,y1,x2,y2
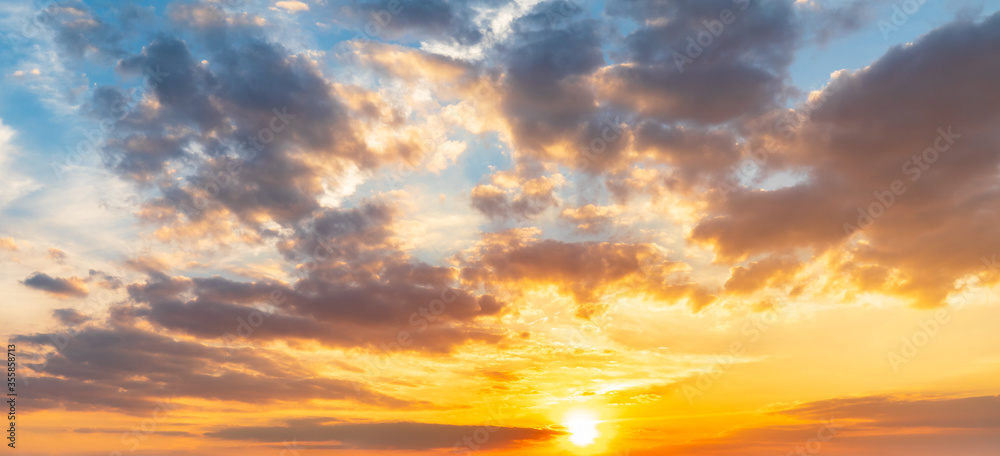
[{"x1": 564, "y1": 411, "x2": 600, "y2": 446}]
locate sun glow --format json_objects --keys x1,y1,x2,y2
[{"x1": 564, "y1": 410, "x2": 600, "y2": 446}]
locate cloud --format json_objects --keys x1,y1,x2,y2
[
  {"x1": 779, "y1": 394, "x2": 1000, "y2": 429},
  {"x1": 599, "y1": 0, "x2": 798, "y2": 124},
  {"x1": 495, "y1": 8, "x2": 610, "y2": 161},
  {"x1": 0, "y1": 236, "x2": 18, "y2": 252},
  {"x1": 0, "y1": 119, "x2": 38, "y2": 208},
  {"x1": 87, "y1": 269, "x2": 123, "y2": 289},
  {"x1": 119, "y1": 200, "x2": 508, "y2": 352},
  {"x1": 724, "y1": 256, "x2": 803, "y2": 295},
  {"x1": 634, "y1": 394, "x2": 1000, "y2": 456},
  {"x1": 460, "y1": 228, "x2": 716, "y2": 316},
  {"x1": 73, "y1": 428, "x2": 195, "y2": 437},
  {"x1": 481, "y1": 370, "x2": 521, "y2": 383},
  {"x1": 206, "y1": 420, "x2": 562, "y2": 450},
  {"x1": 471, "y1": 173, "x2": 564, "y2": 222},
  {"x1": 559, "y1": 204, "x2": 620, "y2": 234},
  {"x1": 332, "y1": 0, "x2": 485, "y2": 45},
  {"x1": 90, "y1": 29, "x2": 397, "y2": 239},
  {"x1": 275, "y1": 1, "x2": 310, "y2": 13},
  {"x1": 47, "y1": 247, "x2": 67, "y2": 264},
  {"x1": 20, "y1": 272, "x2": 90, "y2": 298},
  {"x1": 798, "y1": 0, "x2": 876, "y2": 46},
  {"x1": 37, "y1": 1, "x2": 129, "y2": 62},
  {"x1": 692, "y1": 11, "x2": 1000, "y2": 306},
  {"x1": 52, "y1": 308, "x2": 92, "y2": 325},
  {"x1": 630, "y1": 120, "x2": 744, "y2": 192},
  {"x1": 5, "y1": 3, "x2": 999, "y2": 454},
  {"x1": 12, "y1": 325, "x2": 413, "y2": 413}
]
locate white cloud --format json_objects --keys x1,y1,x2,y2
[
  {"x1": 419, "y1": 0, "x2": 545, "y2": 60},
  {"x1": 0, "y1": 119, "x2": 40, "y2": 208},
  {"x1": 275, "y1": 1, "x2": 310, "y2": 13},
  {"x1": 425, "y1": 140, "x2": 467, "y2": 173}
]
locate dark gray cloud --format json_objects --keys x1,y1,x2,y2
[
  {"x1": 691, "y1": 11, "x2": 1000, "y2": 305},
  {"x1": 116, "y1": 37, "x2": 224, "y2": 132},
  {"x1": 337, "y1": 0, "x2": 487, "y2": 44},
  {"x1": 87, "y1": 269, "x2": 123, "y2": 289},
  {"x1": 484, "y1": 0, "x2": 798, "y2": 182},
  {"x1": 40, "y1": 1, "x2": 128, "y2": 62},
  {"x1": 13, "y1": 325, "x2": 412, "y2": 414},
  {"x1": 132, "y1": 280, "x2": 504, "y2": 352},
  {"x1": 20, "y1": 272, "x2": 89, "y2": 298},
  {"x1": 470, "y1": 180, "x2": 561, "y2": 222},
  {"x1": 121, "y1": 201, "x2": 506, "y2": 352},
  {"x1": 52, "y1": 308, "x2": 92, "y2": 325},
  {"x1": 600, "y1": 0, "x2": 798, "y2": 124},
  {"x1": 470, "y1": 184, "x2": 512, "y2": 220},
  {"x1": 804, "y1": 0, "x2": 876, "y2": 46},
  {"x1": 93, "y1": 26, "x2": 377, "y2": 231},
  {"x1": 631, "y1": 120, "x2": 743, "y2": 192},
  {"x1": 498, "y1": 7, "x2": 608, "y2": 154},
  {"x1": 609, "y1": 0, "x2": 797, "y2": 68}
]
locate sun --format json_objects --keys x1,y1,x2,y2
[{"x1": 564, "y1": 410, "x2": 600, "y2": 446}]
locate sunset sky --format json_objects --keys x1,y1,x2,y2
[{"x1": 1, "y1": 0, "x2": 1000, "y2": 455}]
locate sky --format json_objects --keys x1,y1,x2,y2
[{"x1": 1, "y1": 0, "x2": 1000, "y2": 455}]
